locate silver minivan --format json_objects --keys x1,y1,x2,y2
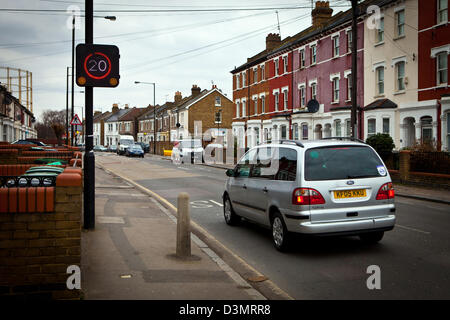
[{"x1": 223, "y1": 139, "x2": 396, "y2": 251}]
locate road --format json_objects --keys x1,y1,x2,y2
[{"x1": 96, "y1": 152, "x2": 450, "y2": 299}]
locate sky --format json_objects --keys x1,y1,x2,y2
[{"x1": 0, "y1": 0, "x2": 351, "y2": 122}]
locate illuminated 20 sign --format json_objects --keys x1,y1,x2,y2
[{"x1": 76, "y1": 44, "x2": 120, "y2": 87}]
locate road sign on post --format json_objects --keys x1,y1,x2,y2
[
  {"x1": 76, "y1": 44, "x2": 120, "y2": 88},
  {"x1": 70, "y1": 114, "x2": 82, "y2": 126}
]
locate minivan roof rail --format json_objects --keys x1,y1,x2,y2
[
  {"x1": 277, "y1": 140, "x2": 305, "y2": 148},
  {"x1": 321, "y1": 137, "x2": 366, "y2": 144}
]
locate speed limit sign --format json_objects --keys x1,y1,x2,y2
[{"x1": 76, "y1": 44, "x2": 120, "y2": 87}]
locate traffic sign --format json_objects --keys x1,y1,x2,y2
[
  {"x1": 70, "y1": 114, "x2": 82, "y2": 126},
  {"x1": 76, "y1": 44, "x2": 120, "y2": 87}
]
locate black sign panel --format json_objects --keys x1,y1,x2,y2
[{"x1": 76, "y1": 44, "x2": 120, "y2": 87}]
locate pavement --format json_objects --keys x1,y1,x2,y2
[
  {"x1": 155, "y1": 154, "x2": 450, "y2": 205},
  {"x1": 81, "y1": 164, "x2": 268, "y2": 300}
]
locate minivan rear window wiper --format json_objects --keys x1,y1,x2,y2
[{"x1": 347, "y1": 175, "x2": 378, "y2": 179}]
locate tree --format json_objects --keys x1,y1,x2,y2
[
  {"x1": 366, "y1": 133, "x2": 395, "y2": 160},
  {"x1": 37, "y1": 109, "x2": 67, "y2": 145}
]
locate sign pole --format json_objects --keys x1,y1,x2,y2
[{"x1": 84, "y1": 0, "x2": 95, "y2": 229}]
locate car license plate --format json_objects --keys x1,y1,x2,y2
[{"x1": 334, "y1": 189, "x2": 366, "y2": 199}]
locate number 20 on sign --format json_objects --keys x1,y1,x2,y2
[{"x1": 76, "y1": 44, "x2": 120, "y2": 88}]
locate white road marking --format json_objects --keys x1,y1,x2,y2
[
  {"x1": 209, "y1": 200, "x2": 223, "y2": 207},
  {"x1": 97, "y1": 216, "x2": 125, "y2": 224},
  {"x1": 396, "y1": 224, "x2": 431, "y2": 235}
]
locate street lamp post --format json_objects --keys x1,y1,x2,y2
[{"x1": 135, "y1": 81, "x2": 156, "y2": 154}]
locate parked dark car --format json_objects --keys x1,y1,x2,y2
[
  {"x1": 125, "y1": 144, "x2": 144, "y2": 158},
  {"x1": 136, "y1": 142, "x2": 150, "y2": 153},
  {"x1": 12, "y1": 139, "x2": 47, "y2": 147}
]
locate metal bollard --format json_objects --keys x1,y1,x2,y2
[{"x1": 176, "y1": 192, "x2": 191, "y2": 258}]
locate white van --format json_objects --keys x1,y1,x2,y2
[{"x1": 117, "y1": 135, "x2": 135, "y2": 155}]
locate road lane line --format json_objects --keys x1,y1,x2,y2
[{"x1": 396, "y1": 224, "x2": 431, "y2": 235}]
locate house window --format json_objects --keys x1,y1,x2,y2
[
  {"x1": 446, "y1": 113, "x2": 450, "y2": 150},
  {"x1": 215, "y1": 111, "x2": 222, "y2": 123},
  {"x1": 281, "y1": 125, "x2": 287, "y2": 139},
  {"x1": 254, "y1": 98, "x2": 258, "y2": 115},
  {"x1": 346, "y1": 119, "x2": 351, "y2": 137},
  {"x1": 283, "y1": 56, "x2": 288, "y2": 73},
  {"x1": 236, "y1": 74, "x2": 240, "y2": 89},
  {"x1": 215, "y1": 96, "x2": 221, "y2": 106},
  {"x1": 332, "y1": 36, "x2": 340, "y2": 57},
  {"x1": 236, "y1": 102, "x2": 240, "y2": 118},
  {"x1": 261, "y1": 65, "x2": 265, "y2": 80},
  {"x1": 377, "y1": 17, "x2": 384, "y2": 43},
  {"x1": 242, "y1": 72, "x2": 246, "y2": 86},
  {"x1": 274, "y1": 92, "x2": 279, "y2": 111},
  {"x1": 311, "y1": 83, "x2": 317, "y2": 100},
  {"x1": 299, "y1": 86, "x2": 306, "y2": 107},
  {"x1": 347, "y1": 31, "x2": 352, "y2": 53},
  {"x1": 311, "y1": 45, "x2": 317, "y2": 64},
  {"x1": 395, "y1": 9, "x2": 405, "y2": 37},
  {"x1": 302, "y1": 124, "x2": 308, "y2": 140},
  {"x1": 261, "y1": 96, "x2": 266, "y2": 113},
  {"x1": 368, "y1": 119, "x2": 376, "y2": 138},
  {"x1": 376, "y1": 66, "x2": 384, "y2": 95},
  {"x1": 253, "y1": 68, "x2": 258, "y2": 83},
  {"x1": 332, "y1": 77, "x2": 340, "y2": 102},
  {"x1": 335, "y1": 120, "x2": 342, "y2": 137},
  {"x1": 242, "y1": 100, "x2": 246, "y2": 117},
  {"x1": 300, "y1": 49, "x2": 305, "y2": 68},
  {"x1": 383, "y1": 118, "x2": 390, "y2": 134},
  {"x1": 347, "y1": 75, "x2": 352, "y2": 100},
  {"x1": 274, "y1": 59, "x2": 279, "y2": 76},
  {"x1": 437, "y1": 52, "x2": 448, "y2": 85},
  {"x1": 438, "y1": 0, "x2": 448, "y2": 24},
  {"x1": 293, "y1": 123, "x2": 299, "y2": 140},
  {"x1": 421, "y1": 116, "x2": 433, "y2": 143},
  {"x1": 396, "y1": 61, "x2": 406, "y2": 91},
  {"x1": 283, "y1": 89, "x2": 288, "y2": 110}
]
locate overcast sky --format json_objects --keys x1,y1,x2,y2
[{"x1": 0, "y1": 0, "x2": 350, "y2": 121}]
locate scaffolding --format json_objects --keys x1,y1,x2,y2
[{"x1": 0, "y1": 66, "x2": 33, "y2": 113}]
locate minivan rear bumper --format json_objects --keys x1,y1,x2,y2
[{"x1": 285, "y1": 214, "x2": 396, "y2": 235}]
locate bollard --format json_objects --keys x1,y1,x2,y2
[{"x1": 176, "y1": 192, "x2": 191, "y2": 258}]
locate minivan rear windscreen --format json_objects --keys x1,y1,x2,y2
[{"x1": 304, "y1": 146, "x2": 385, "y2": 181}]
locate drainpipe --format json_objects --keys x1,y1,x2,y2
[{"x1": 437, "y1": 100, "x2": 442, "y2": 151}]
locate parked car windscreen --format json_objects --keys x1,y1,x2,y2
[
  {"x1": 130, "y1": 145, "x2": 143, "y2": 151},
  {"x1": 305, "y1": 146, "x2": 385, "y2": 181},
  {"x1": 179, "y1": 140, "x2": 202, "y2": 148},
  {"x1": 120, "y1": 139, "x2": 134, "y2": 146}
]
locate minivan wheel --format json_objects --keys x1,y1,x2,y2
[
  {"x1": 223, "y1": 196, "x2": 240, "y2": 226},
  {"x1": 271, "y1": 212, "x2": 291, "y2": 252},
  {"x1": 359, "y1": 231, "x2": 384, "y2": 244}
]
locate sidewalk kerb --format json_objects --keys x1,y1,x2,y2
[{"x1": 96, "y1": 163, "x2": 291, "y2": 300}]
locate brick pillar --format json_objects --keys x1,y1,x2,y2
[{"x1": 399, "y1": 150, "x2": 411, "y2": 182}]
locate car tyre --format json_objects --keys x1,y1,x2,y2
[
  {"x1": 359, "y1": 231, "x2": 384, "y2": 244},
  {"x1": 223, "y1": 196, "x2": 240, "y2": 226},
  {"x1": 271, "y1": 211, "x2": 291, "y2": 252}
]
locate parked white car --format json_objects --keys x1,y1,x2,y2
[
  {"x1": 171, "y1": 139, "x2": 204, "y2": 164},
  {"x1": 117, "y1": 135, "x2": 135, "y2": 155}
]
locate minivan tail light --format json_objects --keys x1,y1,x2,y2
[
  {"x1": 376, "y1": 183, "x2": 395, "y2": 200},
  {"x1": 292, "y1": 188, "x2": 325, "y2": 205}
]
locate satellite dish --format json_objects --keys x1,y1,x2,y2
[{"x1": 307, "y1": 99, "x2": 319, "y2": 113}]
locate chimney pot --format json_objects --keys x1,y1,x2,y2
[
  {"x1": 312, "y1": 1, "x2": 333, "y2": 28},
  {"x1": 266, "y1": 33, "x2": 281, "y2": 51}
]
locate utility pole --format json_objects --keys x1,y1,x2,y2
[
  {"x1": 350, "y1": 0, "x2": 358, "y2": 139},
  {"x1": 84, "y1": 0, "x2": 95, "y2": 229},
  {"x1": 71, "y1": 15, "x2": 75, "y2": 146},
  {"x1": 66, "y1": 67, "x2": 69, "y2": 146}
]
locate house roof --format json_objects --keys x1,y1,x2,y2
[
  {"x1": 105, "y1": 108, "x2": 131, "y2": 122},
  {"x1": 178, "y1": 87, "x2": 233, "y2": 111},
  {"x1": 118, "y1": 107, "x2": 146, "y2": 121},
  {"x1": 93, "y1": 111, "x2": 111, "y2": 123},
  {"x1": 364, "y1": 98, "x2": 397, "y2": 110}
]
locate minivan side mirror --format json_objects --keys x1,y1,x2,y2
[{"x1": 226, "y1": 169, "x2": 236, "y2": 177}]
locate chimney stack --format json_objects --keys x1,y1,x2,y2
[
  {"x1": 265, "y1": 33, "x2": 281, "y2": 51},
  {"x1": 112, "y1": 103, "x2": 119, "y2": 113},
  {"x1": 191, "y1": 85, "x2": 201, "y2": 97},
  {"x1": 94, "y1": 111, "x2": 101, "y2": 116},
  {"x1": 174, "y1": 91, "x2": 182, "y2": 104},
  {"x1": 124, "y1": 104, "x2": 129, "y2": 109},
  {"x1": 312, "y1": 1, "x2": 333, "y2": 28}
]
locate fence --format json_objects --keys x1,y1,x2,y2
[{"x1": 409, "y1": 151, "x2": 450, "y2": 175}]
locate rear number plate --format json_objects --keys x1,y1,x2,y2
[{"x1": 334, "y1": 189, "x2": 366, "y2": 199}]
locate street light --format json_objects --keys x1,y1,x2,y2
[
  {"x1": 135, "y1": 81, "x2": 156, "y2": 154},
  {"x1": 70, "y1": 14, "x2": 116, "y2": 145}
]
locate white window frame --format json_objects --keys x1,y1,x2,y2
[
  {"x1": 274, "y1": 58, "x2": 279, "y2": 76},
  {"x1": 311, "y1": 44, "x2": 317, "y2": 65},
  {"x1": 235, "y1": 101, "x2": 240, "y2": 118},
  {"x1": 242, "y1": 99, "x2": 246, "y2": 117},
  {"x1": 242, "y1": 71, "x2": 246, "y2": 87},
  {"x1": 283, "y1": 55, "x2": 288, "y2": 74},
  {"x1": 298, "y1": 83, "x2": 306, "y2": 108},
  {"x1": 382, "y1": 117, "x2": 390, "y2": 134},
  {"x1": 367, "y1": 118, "x2": 376, "y2": 138},
  {"x1": 310, "y1": 81, "x2": 317, "y2": 101},
  {"x1": 346, "y1": 29, "x2": 352, "y2": 53},
  {"x1": 253, "y1": 97, "x2": 258, "y2": 115},
  {"x1": 395, "y1": 61, "x2": 406, "y2": 91},
  {"x1": 236, "y1": 74, "x2": 240, "y2": 89},
  {"x1": 330, "y1": 73, "x2": 341, "y2": 103},
  {"x1": 332, "y1": 35, "x2": 340, "y2": 57},
  {"x1": 376, "y1": 16, "x2": 384, "y2": 44},
  {"x1": 261, "y1": 64, "x2": 265, "y2": 80},
  {"x1": 260, "y1": 94, "x2": 266, "y2": 113},
  {"x1": 299, "y1": 49, "x2": 305, "y2": 68},
  {"x1": 375, "y1": 66, "x2": 385, "y2": 95},
  {"x1": 282, "y1": 87, "x2": 289, "y2": 110},
  {"x1": 437, "y1": 52, "x2": 448, "y2": 85},
  {"x1": 437, "y1": 0, "x2": 448, "y2": 24},
  {"x1": 273, "y1": 90, "x2": 280, "y2": 111},
  {"x1": 395, "y1": 8, "x2": 405, "y2": 38},
  {"x1": 253, "y1": 67, "x2": 258, "y2": 84},
  {"x1": 335, "y1": 119, "x2": 342, "y2": 137}
]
